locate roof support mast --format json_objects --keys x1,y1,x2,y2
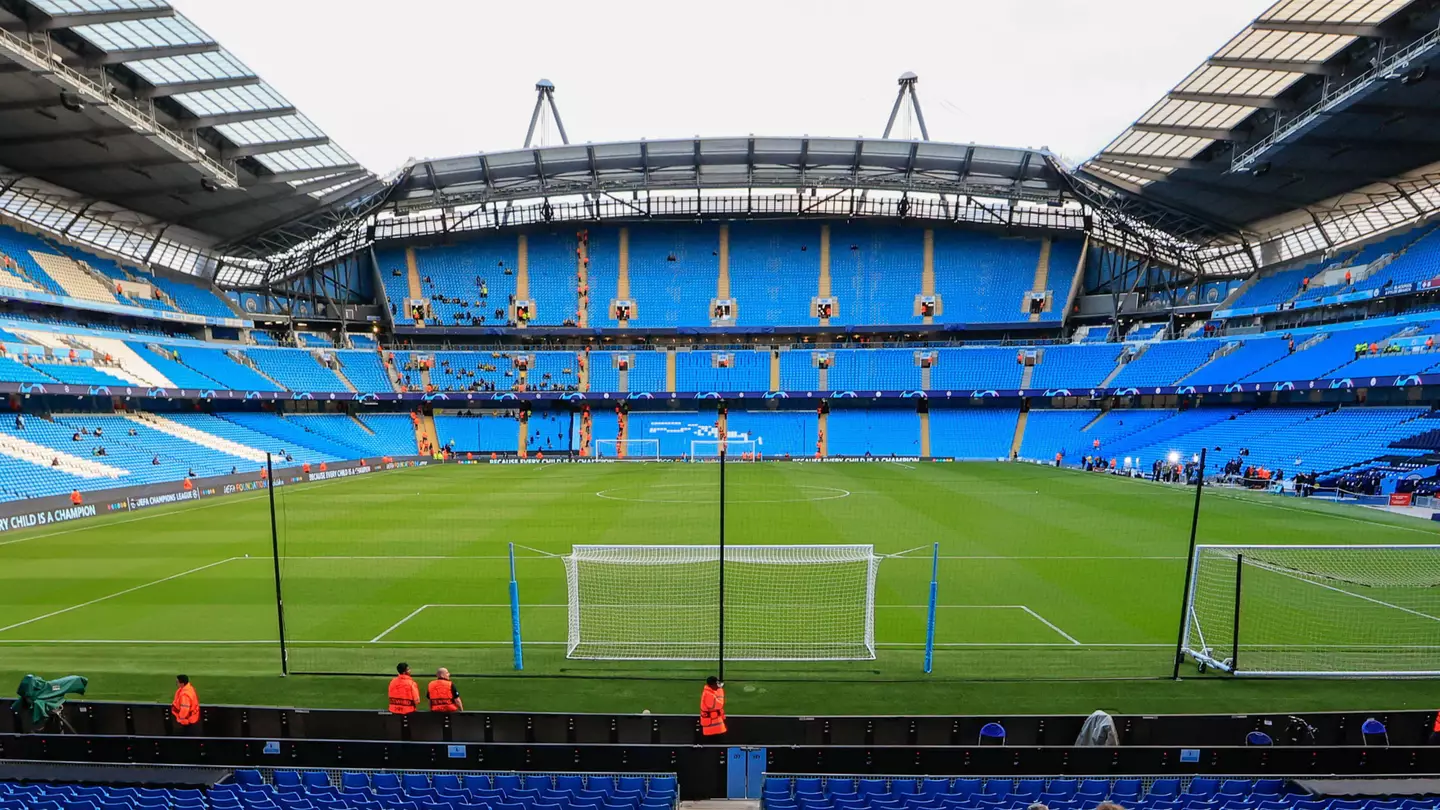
[
  {"x1": 882, "y1": 72, "x2": 930, "y2": 141},
  {"x1": 524, "y1": 79, "x2": 570, "y2": 148}
]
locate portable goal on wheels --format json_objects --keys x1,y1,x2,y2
[
  {"x1": 690, "y1": 439, "x2": 759, "y2": 461},
  {"x1": 1179, "y1": 544, "x2": 1440, "y2": 677},
  {"x1": 562, "y1": 544, "x2": 880, "y2": 660},
  {"x1": 593, "y1": 438, "x2": 660, "y2": 460}
]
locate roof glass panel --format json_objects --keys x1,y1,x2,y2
[
  {"x1": 1139, "y1": 98, "x2": 1255, "y2": 129},
  {"x1": 31, "y1": 0, "x2": 168, "y2": 12},
  {"x1": 171, "y1": 82, "x2": 287, "y2": 116},
  {"x1": 127, "y1": 49, "x2": 251, "y2": 84},
  {"x1": 1215, "y1": 28, "x2": 1352, "y2": 62},
  {"x1": 72, "y1": 13, "x2": 209, "y2": 51},
  {"x1": 215, "y1": 114, "x2": 324, "y2": 145},
  {"x1": 1259, "y1": 0, "x2": 1407, "y2": 24},
  {"x1": 254, "y1": 143, "x2": 354, "y2": 173},
  {"x1": 1107, "y1": 129, "x2": 1212, "y2": 159},
  {"x1": 1174, "y1": 64, "x2": 1305, "y2": 97}
]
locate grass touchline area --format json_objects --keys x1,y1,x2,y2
[{"x1": 0, "y1": 460, "x2": 1435, "y2": 715}]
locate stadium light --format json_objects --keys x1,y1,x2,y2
[{"x1": 1167, "y1": 451, "x2": 1180, "y2": 463}]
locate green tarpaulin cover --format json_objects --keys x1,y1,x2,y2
[{"x1": 13, "y1": 674, "x2": 87, "y2": 725}]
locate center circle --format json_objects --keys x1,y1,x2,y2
[{"x1": 595, "y1": 483, "x2": 851, "y2": 504}]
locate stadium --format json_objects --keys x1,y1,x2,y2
[{"x1": 0, "y1": 0, "x2": 1439, "y2": 802}]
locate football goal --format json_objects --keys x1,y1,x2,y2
[
  {"x1": 562, "y1": 544, "x2": 880, "y2": 661},
  {"x1": 593, "y1": 438, "x2": 660, "y2": 460},
  {"x1": 690, "y1": 439, "x2": 759, "y2": 461},
  {"x1": 1180, "y1": 544, "x2": 1440, "y2": 677}
]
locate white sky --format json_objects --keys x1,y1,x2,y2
[{"x1": 171, "y1": 0, "x2": 1271, "y2": 175}]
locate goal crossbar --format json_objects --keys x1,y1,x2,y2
[
  {"x1": 593, "y1": 438, "x2": 659, "y2": 460},
  {"x1": 1180, "y1": 544, "x2": 1440, "y2": 678}
]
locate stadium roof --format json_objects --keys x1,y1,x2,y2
[
  {"x1": 0, "y1": 0, "x2": 382, "y2": 254},
  {"x1": 390, "y1": 137, "x2": 1068, "y2": 211},
  {"x1": 1082, "y1": 0, "x2": 1440, "y2": 244}
]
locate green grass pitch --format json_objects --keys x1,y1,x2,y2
[{"x1": 1, "y1": 460, "x2": 1437, "y2": 716}]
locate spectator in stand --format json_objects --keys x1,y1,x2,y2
[{"x1": 13, "y1": 413, "x2": 21, "y2": 431}]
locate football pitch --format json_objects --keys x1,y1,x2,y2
[{"x1": 1, "y1": 460, "x2": 1438, "y2": 717}]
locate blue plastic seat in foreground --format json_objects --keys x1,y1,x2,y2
[
  {"x1": 303, "y1": 774, "x2": 332, "y2": 791},
  {"x1": 1252, "y1": 782, "x2": 1285, "y2": 797},
  {"x1": 493, "y1": 777, "x2": 522, "y2": 794},
  {"x1": 236, "y1": 772, "x2": 266, "y2": 789}
]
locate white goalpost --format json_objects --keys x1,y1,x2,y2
[
  {"x1": 562, "y1": 544, "x2": 881, "y2": 661},
  {"x1": 1180, "y1": 544, "x2": 1440, "y2": 677},
  {"x1": 690, "y1": 439, "x2": 759, "y2": 461},
  {"x1": 593, "y1": 438, "x2": 660, "y2": 460}
]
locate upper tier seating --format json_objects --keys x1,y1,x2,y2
[
  {"x1": 335, "y1": 350, "x2": 396, "y2": 392},
  {"x1": 829, "y1": 223, "x2": 923, "y2": 326},
  {"x1": 625, "y1": 225, "x2": 718, "y2": 328},
  {"x1": 435, "y1": 412, "x2": 523, "y2": 452},
  {"x1": 728, "y1": 221, "x2": 818, "y2": 327},
  {"x1": 932, "y1": 231, "x2": 1044, "y2": 324},
  {"x1": 412, "y1": 241, "x2": 518, "y2": 327},
  {"x1": 1181, "y1": 337, "x2": 1291, "y2": 386},
  {"x1": 527, "y1": 231, "x2": 581, "y2": 326}
]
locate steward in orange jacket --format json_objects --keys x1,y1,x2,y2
[
  {"x1": 700, "y1": 676, "x2": 726, "y2": 737},
  {"x1": 387, "y1": 663, "x2": 420, "y2": 714},
  {"x1": 427, "y1": 668, "x2": 462, "y2": 712},
  {"x1": 171, "y1": 675, "x2": 199, "y2": 727}
]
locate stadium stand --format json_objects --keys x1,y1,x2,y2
[
  {"x1": 625, "y1": 225, "x2": 718, "y2": 328},
  {"x1": 676, "y1": 350, "x2": 769, "y2": 392},
  {"x1": 928, "y1": 408, "x2": 1018, "y2": 459},
  {"x1": 829, "y1": 223, "x2": 923, "y2": 326},
  {"x1": 1029, "y1": 345, "x2": 1120, "y2": 390},
  {"x1": 1108, "y1": 341, "x2": 1217, "y2": 388},
  {"x1": 930, "y1": 348, "x2": 1024, "y2": 391},
  {"x1": 827, "y1": 408, "x2": 921, "y2": 456},
  {"x1": 527, "y1": 231, "x2": 582, "y2": 326},
  {"x1": 727, "y1": 409, "x2": 818, "y2": 457},
  {"x1": 435, "y1": 411, "x2": 524, "y2": 453},
  {"x1": 246, "y1": 349, "x2": 347, "y2": 392},
  {"x1": 932, "y1": 231, "x2": 1050, "y2": 324},
  {"x1": 728, "y1": 221, "x2": 818, "y2": 326}
]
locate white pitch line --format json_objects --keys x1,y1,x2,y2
[
  {"x1": 0, "y1": 557, "x2": 239, "y2": 634},
  {"x1": 260, "y1": 554, "x2": 1184, "y2": 561},
  {"x1": 9, "y1": 640, "x2": 1435, "y2": 649},
  {"x1": 1020, "y1": 605, "x2": 1082, "y2": 645},
  {"x1": 369, "y1": 604, "x2": 431, "y2": 643}
]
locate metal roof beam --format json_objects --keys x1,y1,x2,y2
[
  {"x1": 0, "y1": 126, "x2": 133, "y2": 147},
  {"x1": 140, "y1": 74, "x2": 261, "y2": 99},
  {"x1": 1207, "y1": 57, "x2": 1331, "y2": 75},
  {"x1": 89, "y1": 41, "x2": 219, "y2": 66},
  {"x1": 246, "y1": 163, "x2": 363, "y2": 185},
  {"x1": 1130, "y1": 123, "x2": 1249, "y2": 141},
  {"x1": 171, "y1": 106, "x2": 297, "y2": 130},
  {"x1": 290, "y1": 167, "x2": 367, "y2": 192},
  {"x1": 28, "y1": 155, "x2": 182, "y2": 175},
  {"x1": 30, "y1": 5, "x2": 175, "y2": 30},
  {"x1": 225, "y1": 136, "x2": 329, "y2": 159},
  {"x1": 1250, "y1": 19, "x2": 1385, "y2": 37},
  {"x1": 1167, "y1": 91, "x2": 1290, "y2": 109},
  {"x1": 1092, "y1": 152, "x2": 1208, "y2": 170}
]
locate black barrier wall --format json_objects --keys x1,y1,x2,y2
[
  {"x1": 11, "y1": 703, "x2": 1438, "y2": 749},
  {"x1": 0, "y1": 456, "x2": 434, "y2": 533},
  {"x1": 3, "y1": 734, "x2": 1440, "y2": 799}
]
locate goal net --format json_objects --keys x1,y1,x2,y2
[
  {"x1": 562, "y1": 544, "x2": 880, "y2": 661},
  {"x1": 690, "y1": 439, "x2": 759, "y2": 461},
  {"x1": 1180, "y1": 544, "x2": 1440, "y2": 677},
  {"x1": 594, "y1": 438, "x2": 660, "y2": 460}
]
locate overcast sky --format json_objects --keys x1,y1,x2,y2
[{"x1": 171, "y1": 0, "x2": 1270, "y2": 175}]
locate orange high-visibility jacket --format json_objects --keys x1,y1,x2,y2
[
  {"x1": 387, "y1": 674, "x2": 420, "y2": 714},
  {"x1": 700, "y1": 684, "x2": 726, "y2": 736},
  {"x1": 172, "y1": 683, "x2": 200, "y2": 725},
  {"x1": 427, "y1": 679, "x2": 459, "y2": 712}
]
